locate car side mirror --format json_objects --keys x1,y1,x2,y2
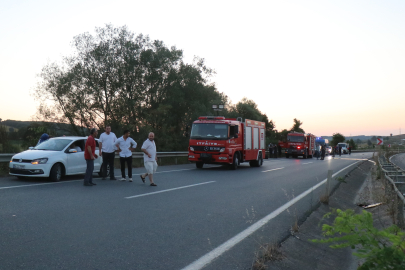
[
  {"x1": 29, "y1": 147, "x2": 34, "y2": 150},
  {"x1": 69, "y1": 149, "x2": 77, "y2": 153}
]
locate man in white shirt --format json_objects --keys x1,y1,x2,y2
[
  {"x1": 140, "y1": 132, "x2": 158, "y2": 186},
  {"x1": 98, "y1": 125, "x2": 117, "y2": 180},
  {"x1": 115, "y1": 130, "x2": 137, "y2": 181}
]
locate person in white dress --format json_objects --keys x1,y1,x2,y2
[{"x1": 140, "y1": 132, "x2": 158, "y2": 186}]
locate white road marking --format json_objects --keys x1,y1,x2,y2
[
  {"x1": 181, "y1": 161, "x2": 362, "y2": 270},
  {"x1": 131, "y1": 168, "x2": 195, "y2": 176},
  {"x1": 302, "y1": 162, "x2": 313, "y2": 165},
  {"x1": 125, "y1": 181, "x2": 216, "y2": 199},
  {"x1": 0, "y1": 180, "x2": 82, "y2": 190},
  {"x1": 1, "y1": 167, "x2": 218, "y2": 190},
  {"x1": 261, "y1": 167, "x2": 284, "y2": 173}
]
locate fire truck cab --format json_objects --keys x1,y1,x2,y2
[
  {"x1": 279, "y1": 132, "x2": 316, "y2": 159},
  {"x1": 188, "y1": 116, "x2": 266, "y2": 170}
]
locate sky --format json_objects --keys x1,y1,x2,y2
[{"x1": 1, "y1": 0, "x2": 404, "y2": 136}]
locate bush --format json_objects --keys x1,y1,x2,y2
[{"x1": 312, "y1": 209, "x2": 405, "y2": 270}]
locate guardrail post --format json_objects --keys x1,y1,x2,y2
[{"x1": 397, "y1": 198, "x2": 405, "y2": 230}]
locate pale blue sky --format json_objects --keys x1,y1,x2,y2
[{"x1": 1, "y1": 0, "x2": 405, "y2": 136}]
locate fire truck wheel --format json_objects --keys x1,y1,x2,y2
[
  {"x1": 230, "y1": 153, "x2": 239, "y2": 170},
  {"x1": 286, "y1": 154, "x2": 289, "y2": 158},
  {"x1": 196, "y1": 162, "x2": 204, "y2": 169},
  {"x1": 257, "y1": 152, "x2": 263, "y2": 167}
]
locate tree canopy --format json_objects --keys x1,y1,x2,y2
[
  {"x1": 331, "y1": 133, "x2": 346, "y2": 146},
  {"x1": 226, "y1": 98, "x2": 275, "y2": 139},
  {"x1": 290, "y1": 118, "x2": 305, "y2": 133},
  {"x1": 34, "y1": 24, "x2": 226, "y2": 150}
]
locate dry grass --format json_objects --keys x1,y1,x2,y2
[
  {"x1": 252, "y1": 243, "x2": 284, "y2": 270},
  {"x1": 291, "y1": 218, "x2": 300, "y2": 233}
]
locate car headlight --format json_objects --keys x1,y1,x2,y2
[
  {"x1": 31, "y1": 158, "x2": 48, "y2": 165},
  {"x1": 220, "y1": 148, "x2": 226, "y2": 152},
  {"x1": 190, "y1": 146, "x2": 194, "y2": 151}
]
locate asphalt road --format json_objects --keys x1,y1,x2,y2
[
  {"x1": 391, "y1": 153, "x2": 405, "y2": 170},
  {"x1": 0, "y1": 152, "x2": 374, "y2": 270}
]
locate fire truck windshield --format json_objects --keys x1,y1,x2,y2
[
  {"x1": 287, "y1": 135, "x2": 305, "y2": 142},
  {"x1": 190, "y1": 124, "x2": 228, "y2": 140}
]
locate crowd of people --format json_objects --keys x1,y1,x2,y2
[
  {"x1": 315, "y1": 144, "x2": 352, "y2": 160},
  {"x1": 84, "y1": 126, "x2": 158, "y2": 187}
]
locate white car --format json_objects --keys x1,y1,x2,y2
[{"x1": 9, "y1": 136, "x2": 106, "y2": 181}]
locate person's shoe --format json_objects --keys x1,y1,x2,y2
[
  {"x1": 110, "y1": 177, "x2": 117, "y2": 180},
  {"x1": 120, "y1": 178, "x2": 126, "y2": 181},
  {"x1": 150, "y1": 183, "x2": 157, "y2": 186},
  {"x1": 102, "y1": 177, "x2": 107, "y2": 180},
  {"x1": 83, "y1": 183, "x2": 92, "y2": 186},
  {"x1": 140, "y1": 175, "x2": 146, "y2": 183},
  {"x1": 129, "y1": 178, "x2": 133, "y2": 182},
  {"x1": 91, "y1": 183, "x2": 97, "y2": 185}
]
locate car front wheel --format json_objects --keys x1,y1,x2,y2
[{"x1": 50, "y1": 163, "x2": 62, "y2": 182}]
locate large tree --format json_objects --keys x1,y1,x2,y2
[
  {"x1": 226, "y1": 98, "x2": 275, "y2": 140},
  {"x1": 34, "y1": 24, "x2": 225, "y2": 150},
  {"x1": 331, "y1": 133, "x2": 346, "y2": 146},
  {"x1": 290, "y1": 118, "x2": 305, "y2": 133}
]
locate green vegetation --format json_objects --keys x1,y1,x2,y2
[
  {"x1": 0, "y1": 123, "x2": 20, "y2": 153},
  {"x1": 32, "y1": 24, "x2": 281, "y2": 151},
  {"x1": 331, "y1": 133, "x2": 345, "y2": 146},
  {"x1": 347, "y1": 138, "x2": 357, "y2": 150},
  {"x1": 312, "y1": 209, "x2": 405, "y2": 270}
]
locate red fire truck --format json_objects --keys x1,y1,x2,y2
[
  {"x1": 278, "y1": 132, "x2": 316, "y2": 159},
  {"x1": 188, "y1": 116, "x2": 266, "y2": 169}
]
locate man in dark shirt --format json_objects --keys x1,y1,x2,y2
[{"x1": 84, "y1": 128, "x2": 98, "y2": 186}]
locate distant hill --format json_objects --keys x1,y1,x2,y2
[
  {"x1": 320, "y1": 135, "x2": 378, "y2": 141},
  {"x1": 320, "y1": 134, "x2": 404, "y2": 144}
]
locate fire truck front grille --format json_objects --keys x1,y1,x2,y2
[{"x1": 192, "y1": 146, "x2": 221, "y2": 152}]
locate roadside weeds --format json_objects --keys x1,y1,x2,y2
[{"x1": 251, "y1": 160, "x2": 375, "y2": 270}]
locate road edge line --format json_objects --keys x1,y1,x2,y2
[{"x1": 181, "y1": 160, "x2": 362, "y2": 270}]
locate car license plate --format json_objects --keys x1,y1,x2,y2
[{"x1": 13, "y1": 164, "x2": 25, "y2": 169}]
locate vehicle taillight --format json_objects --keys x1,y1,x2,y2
[{"x1": 297, "y1": 146, "x2": 301, "y2": 149}]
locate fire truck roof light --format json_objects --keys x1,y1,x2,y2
[{"x1": 198, "y1": 116, "x2": 226, "y2": 120}]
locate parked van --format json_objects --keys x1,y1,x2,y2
[{"x1": 338, "y1": 142, "x2": 349, "y2": 154}]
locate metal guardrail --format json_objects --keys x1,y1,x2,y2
[
  {"x1": 0, "y1": 152, "x2": 189, "y2": 163},
  {"x1": 378, "y1": 154, "x2": 405, "y2": 228}
]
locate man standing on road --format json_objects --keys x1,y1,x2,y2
[
  {"x1": 268, "y1": 143, "x2": 273, "y2": 158},
  {"x1": 115, "y1": 130, "x2": 137, "y2": 182},
  {"x1": 315, "y1": 143, "x2": 320, "y2": 160},
  {"x1": 84, "y1": 128, "x2": 98, "y2": 186},
  {"x1": 338, "y1": 145, "x2": 342, "y2": 157},
  {"x1": 348, "y1": 146, "x2": 352, "y2": 155},
  {"x1": 320, "y1": 145, "x2": 326, "y2": 160},
  {"x1": 99, "y1": 125, "x2": 117, "y2": 180},
  {"x1": 140, "y1": 132, "x2": 158, "y2": 186}
]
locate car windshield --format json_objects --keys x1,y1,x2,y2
[
  {"x1": 287, "y1": 135, "x2": 305, "y2": 142},
  {"x1": 34, "y1": 139, "x2": 72, "y2": 151},
  {"x1": 190, "y1": 124, "x2": 228, "y2": 139}
]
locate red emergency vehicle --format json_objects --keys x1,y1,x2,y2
[
  {"x1": 278, "y1": 132, "x2": 316, "y2": 159},
  {"x1": 188, "y1": 116, "x2": 266, "y2": 169}
]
